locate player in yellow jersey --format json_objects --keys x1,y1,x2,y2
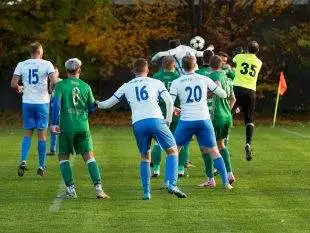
[{"x1": 233, "y1": 41, "x2": 262, "y2": 161}]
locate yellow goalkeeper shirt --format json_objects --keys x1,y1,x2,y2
[{"x1": 233, "y1": 53, "x2": 262, "y2": 91}]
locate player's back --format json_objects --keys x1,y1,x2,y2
[
  {"x1": 233, "y1": 53, "x2": 262, "y2": 91},
  {"x1": 116, "y1": 77, "x2": 165, "y2": 124},
  {"x1": 14, "y1": 58, "x2": 54, "y2": 104},
  {"x1": 170, "y1": 73, "x2": 216, "y2": 121},
  {"x1": 56, "y1": 78, "x2": 92, "y2": 132}
]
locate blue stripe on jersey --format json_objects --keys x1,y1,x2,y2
[{"x1": 113, "y1": 94, "x2": 123, "y2": 100}]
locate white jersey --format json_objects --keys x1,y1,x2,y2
[
  {"x1": 170, "y1": 73, "x2": 218, "y2": 121},
  {"x1": 114, "y1": 77, "x2": 168, "y2": 124},
  {"x1": 13, "y1": 59, "x2": 55, "y2": 104}
]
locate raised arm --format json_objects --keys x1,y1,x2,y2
[
  {"x1": 96, "y1": 84, "x2": 125, "y2": 109},
  {"x1": 206, "y1": 77, "x2": 227, "y2": 99}
]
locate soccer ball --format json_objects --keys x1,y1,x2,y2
[{"x1": 190, "y1": 36, "x2": 205, "y2": 50}]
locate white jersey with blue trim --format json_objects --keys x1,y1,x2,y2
[
  {"x1": 113, "y1": 77, "x2": 167, "y2": 124},
  {"x1": 14, "y1": 59, "x2": 55, "y2": 104},
  {"x1": 170, "y1": 73, "x2": 218, "y2": 121}
]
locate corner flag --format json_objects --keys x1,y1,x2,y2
[{"x1": 272, "y1": 72, "x2": 287, "y2": 127}]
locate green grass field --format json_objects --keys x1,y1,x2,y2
[{"x1": 1, "y1": 125, "x2": 310, "y2": 233}]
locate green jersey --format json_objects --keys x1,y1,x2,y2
[
  {"x1": 222, "y1": 67, "x2": 235, "y2": 80},
  {"x1": 209, "y1": 70, "x2": 233, "y2": 125},
  {"x1": 196, "y1": 66, "x2": 213, "y2": 113},
  {"x1": 153, "y1": 70, "x2": 180, "y2": 115},
  {"x1": 54, "y1": 78, "x2": 95, "y2": 132}
]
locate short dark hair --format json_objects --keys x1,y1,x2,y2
[
  {"x1": 133, "y1": 58, "x2": 148, "y2": 74},
  {"x1": 182, "y1": 55, "x2": 196, "y2": 71},
  {"x1": 203, "y1": 50, "x2": 214, "y2": 64},
  {"x1": 248, "y1": 41, "x2": 259, "y2": 54},
  {"x1": 218, "y1": 51, "x2": 229, "y2": 58},
  {"x1": 29, "y1": 42, "x2": 42, "y2": 55},
  {"x1": 168, "y1": 39, "x2": 181, "y2": 49},
  {"x1": 162, "y1": 56, "x2": 175, "y2": 71},
  {"x1": 210, "y1": 55, "x2": 222, "y2": 70}
]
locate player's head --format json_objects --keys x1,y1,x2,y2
[
  {"x1": 202, "y1": 49, "x2": 214, "y2": 65},
  {"x1": 65, "y1": 58, "x2": 82, "y2": 76},
  {"x1": 168, "y1": 39, "x2": 181, "y2": 49},
  {"x1": 210, "y1": 55, "x2": 223, "y2": 70},
  {"x1": 218, "y1": 51, "x2": 229, "y2": 65},
  {"x1": 29, "y1": 42, "x2": 43, "y2": 58},
  {"x1": 53, "y1": 65, "x2": 59, "y2": 79},
  {"x1": 162, "y1": 56, "x2": 176, "y2": 72},
  {"x1": 182, "y1": 55, "x2": 197, "y2": 72},
  {"x1": 133, "y1": 58, "x2": 149, "y2": 76},
  {"x1": 247, "y1": 41, "x2": 259, "y2": 54}
]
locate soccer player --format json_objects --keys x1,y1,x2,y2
[
  {"x1": 150, "y1": 56, "x2": 189, "y2": 177},
  {"x1": 11, "y1": 42, "x2": 57, "y2": 177},
  {"x1": 151, "y1": 39, "x2": 213, "y2": 75},
  {"x1": 233, "y1": 41, "x2": 263, "y2": 161},
  {"x1": 47, "y1": 66, "x2": 62, "y2": 156},
  {"x1": 170, "y1": 55, "x2": 233, "y2": 189},
  {"x1": 96, "y1": 58, "x2": 187, "y2": 200},
  {"x1": 199, "y1": 55, "x2": 236, "y2": 188},
  {"x1": 218, "y1": 51, "x2": 235, "y2": 80},
  {"x1": 50, "y1": 58, "x2": 109, "y2": 199}
]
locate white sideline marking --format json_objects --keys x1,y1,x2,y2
[
  {"x1": 281, "y1": 129, "x2": 310, "y2": 139},
  {"x1": 49, "y1": 156, "x2": 76, "y2": 213}
]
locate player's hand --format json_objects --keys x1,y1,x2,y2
[
  {"x1": 51, "y1": 125, "x2": 60, "y2": 134},
  {"x1": 95, "y1": 100, "x2": 102, "y2": 109},
  {"x1": 173, "y1": 107, "x2": 181, "y2": 116},
  {"x1": 165, "y1": 120, "x2": 171, "y2": 127},
  {"x1": 235, "y1": 107, "x2": 240, "y2": 114},
  {"x1": 16, "y1": 85, "x2": 24, "y2": 94}
]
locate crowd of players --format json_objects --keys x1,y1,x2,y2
[{"x1": 10, "y1": 39, "x2": 262, "y2": 200}]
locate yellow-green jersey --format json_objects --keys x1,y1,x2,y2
[{"x1": 233, "y1": 53, "x2": 262, "y2": 91}]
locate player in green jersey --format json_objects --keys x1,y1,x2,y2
[
  {"x1": 51, "y1": 58, "x2": 109, "y2": 199},
  {"x1": 199, "y1": 55, "x2": 236, "y2": 188},
  {"x1": 233, "y1": 41, "x2": 263, "y2": 161},
  {"x1": 151, "y1": 56, "x2": 190, "y2": 177},
  {"x1": 218, "y1": 51, "x2": 235, "y2": 81}
]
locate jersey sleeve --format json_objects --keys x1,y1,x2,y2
[
  {"x1": 46, "y1": 61, "x2": 55, "y2": 75},
  {"x1": 113, "y1": 83, "x2": 126, "y2": 100},
  {"x1": 232, "y1": 54, "x2": 240, "y2": 64},
  {"x1": 169, "y1": 80, "x2": 178, "y2": 97},
  {"x1": 157, "y1": 80, "x2": 168, "y2": 97},
  {"x1": 87, "y1": 86, "x2": 97, "y2": 113},
  {"x1": 13, "y1": 62, "x2": 22, "y2": 76},
  {"x1": 53, "y1": 83, "x2": 62, "y2": 100},
  {"x1": 205, "y1": 77, "x2": 218, "y2": 92}
]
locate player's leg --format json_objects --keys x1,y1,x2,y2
[
  {"x1": 58, "y1": 133, "x2": 76, "y2": 198},
  {"x1": 244, "y1": 91, "x2": 256, "y2": 161},
  {"x1": 18, "y1": 103, "x2": 35, "y2": 177},
  {"x1": 35, "y1": 104, "x2": 49, "y2": 176},
  {"x1": 47, "y1": 131, "x2": 57, "y2": 156},
  {"x1": 196, "y1": 120, "x2": 232, "y2": 189},
  {"x1": 151, "y1": 142, "x2": 162, "y2": 177},
  {"x1": 133, "y1": 120, "x2": 152, "y2": 200}
]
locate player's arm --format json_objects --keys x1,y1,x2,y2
[
  {"x1": 229, "y1": 91, "x2": 236, "y2": 109},
  {"x1": 87, "y1": 86, "x2": 97, "y2": 113},
  {"x1": 206, "y1": 77, "x2": 227, "y2": 98},
  {"x1": 51, "y1": 84, "x2": 62, "y2": 133},
  {"x1": 96, "y1": 84, "x2": 125, "y2": 109},
  {"x1": 11, "y1": 63, "x2": 24, "y2": 93},
  {"x1": 47, "y1": 62, "x2": 57, "y2": 93},
  {"x1": 160, "y1": 89, "x2": 173, "y2": 124},
  {"x1": 151, "y1": 51, "x2": 170, "y2": 63},
  {"x1": 169, "y1": 80, "x2": 180, "y2": 116}
]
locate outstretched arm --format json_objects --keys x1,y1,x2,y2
[
  {"x1": 151, "y1": 51, "x2": 170, "y2": 62},
  {"x1": 96, "y1": 95, "x2": 120, "y2": 109}
]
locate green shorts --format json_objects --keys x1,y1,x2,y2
[
  {"x1": 59, "y1": 131, "x2": 93, "y2": 155},
  {"x1": 213, "y1": 122, "x2": 230, "y2": 140},
  {"x1": 169, "y1": 115, "x2": 180, "y2": 133}
]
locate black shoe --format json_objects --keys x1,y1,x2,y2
[
  {"x1": 46, "y1": 151, "x2": 55, "y2": 156},
  {"x1": 245, "y1": 143, "x2": 253, "y2": 161},
  {"x1": 17, "y1": 162, "x2": 27, "y2": 177},
  {"x1": 168, "y1": 186, "x2": 187, "y2": 198},
  {"x1": 150, "y1": 161, "x2": 153, "y2": 168},
  {"x1": 152, "y1": 173, "x2": 159, "y2": 178},
  {"x1": 37, "y1": 167, "x2": 45, "y2": 176},
  {"x1": 178, "y1": 173, "x2": 185, "y2": 178}
]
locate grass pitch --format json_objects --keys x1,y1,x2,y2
[{"x1": 0, "y1": 125, "x2": 310, "y2": 233}]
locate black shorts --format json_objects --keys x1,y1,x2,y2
[{"x1": 233, "y1": 86, "x2": 256, "y2": 125}]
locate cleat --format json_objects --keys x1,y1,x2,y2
[
  {"x1": 152, "y1": 173, "x2": 159, "y2": 178},
  {"x1": 184, "y1": 161, "x2": 195, "y2": 168},
  {"x1": 59, "y1": 185, "x2": 77, "y2": 198},
  {"x1": 143, "y1": 192, "x2": 151, "y2": 200},
  {"x1": 245, "y1": 143, "x2": 253, "y2": 161},
  {"x1": 150, "y1": 161, "x2": 154, "y2": 168},
  {"x1": 36, "y1": 167, "x2": 45, "y2": 176},
  {"x1": 17, "y1": 162, "x2": 27, "y2": 177},
  {"x1": 168, "y1": 186, "x2": 187, "y2": 198},
  {"x1": 228, "y1": 175, "x2": 236, "y2": 185},
  {"x1": 198, "y1": 179, "x2": 216, "y2": 188},
  {"x1": 224, "y1": 183, "x2": 233, "y2": 190},
  {"x1": 95, "y1": 184, "x2": 110, "y2": 199},
  {"x1": 178, "y1": 173, "x2": 185, "y2": 178},
  {"x1": 213, "y1": 168, "x2": 219, "y2": 176},
  {"x1": 46, "y1": 151, "x2": 55, "y2": 156}
]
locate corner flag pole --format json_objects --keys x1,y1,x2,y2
[{"x1": 272, "y1": 84, "x2": 280, "y2": 128}]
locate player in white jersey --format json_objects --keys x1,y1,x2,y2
[
  {"x1": 151, "y1": 39, "x2": 214, "y2": 75},
  {"x1": 11, "y1": 42, "x2": 57, "y2": 177},
  {"x1": 96, "y1": 58, "x2": 186, "y2": 200},
  {"x1": 170, "y1": 55, "x2": 233, "y2": 189}
]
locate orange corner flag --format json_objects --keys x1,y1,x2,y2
[{"x1": 279, "y1": 71, "x2": 287, "y2": 96}]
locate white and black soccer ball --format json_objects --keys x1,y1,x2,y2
[{"x1": 190, "y1": 36, "x2": 205, "y2": 50}]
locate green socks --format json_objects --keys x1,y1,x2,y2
[
  {"x1": 60, "y1": 160, "x2": 73, "y2": 187},
  {"x1": 202, "y1": 153, "x2": 214, "y2": 178},
  {"x1": 220, "y1": 147, "x2": 232, "y2": 173},
  {"x1": 151, "y1": 144, "x2": 162, "y2": 166},
  {"x1": 86, "y1": 158, "x2": 101, "y2": 185}
]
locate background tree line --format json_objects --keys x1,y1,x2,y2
[{"x1": 0, "y1": 0, "x2": 309, "y2": 114}]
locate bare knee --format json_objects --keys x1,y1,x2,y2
[
  {"x1": 165, "y1": 146, "x2": 178, "y2": 156},
  {"x1": 25, "y1": 129, "x2": 34, "y2": 137},
  {"x1": 141, "y1": 151, "x2": 151, "y2": 161},
  {"x1": 37, "y1": 129, "x2": 47, "y2": 141},
  {"x1": 83, "y1": 151, "x2": 94, "y2": 162},
  {"x1": 217, "y1": 140, "x2": 225, "y2": 150}
]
